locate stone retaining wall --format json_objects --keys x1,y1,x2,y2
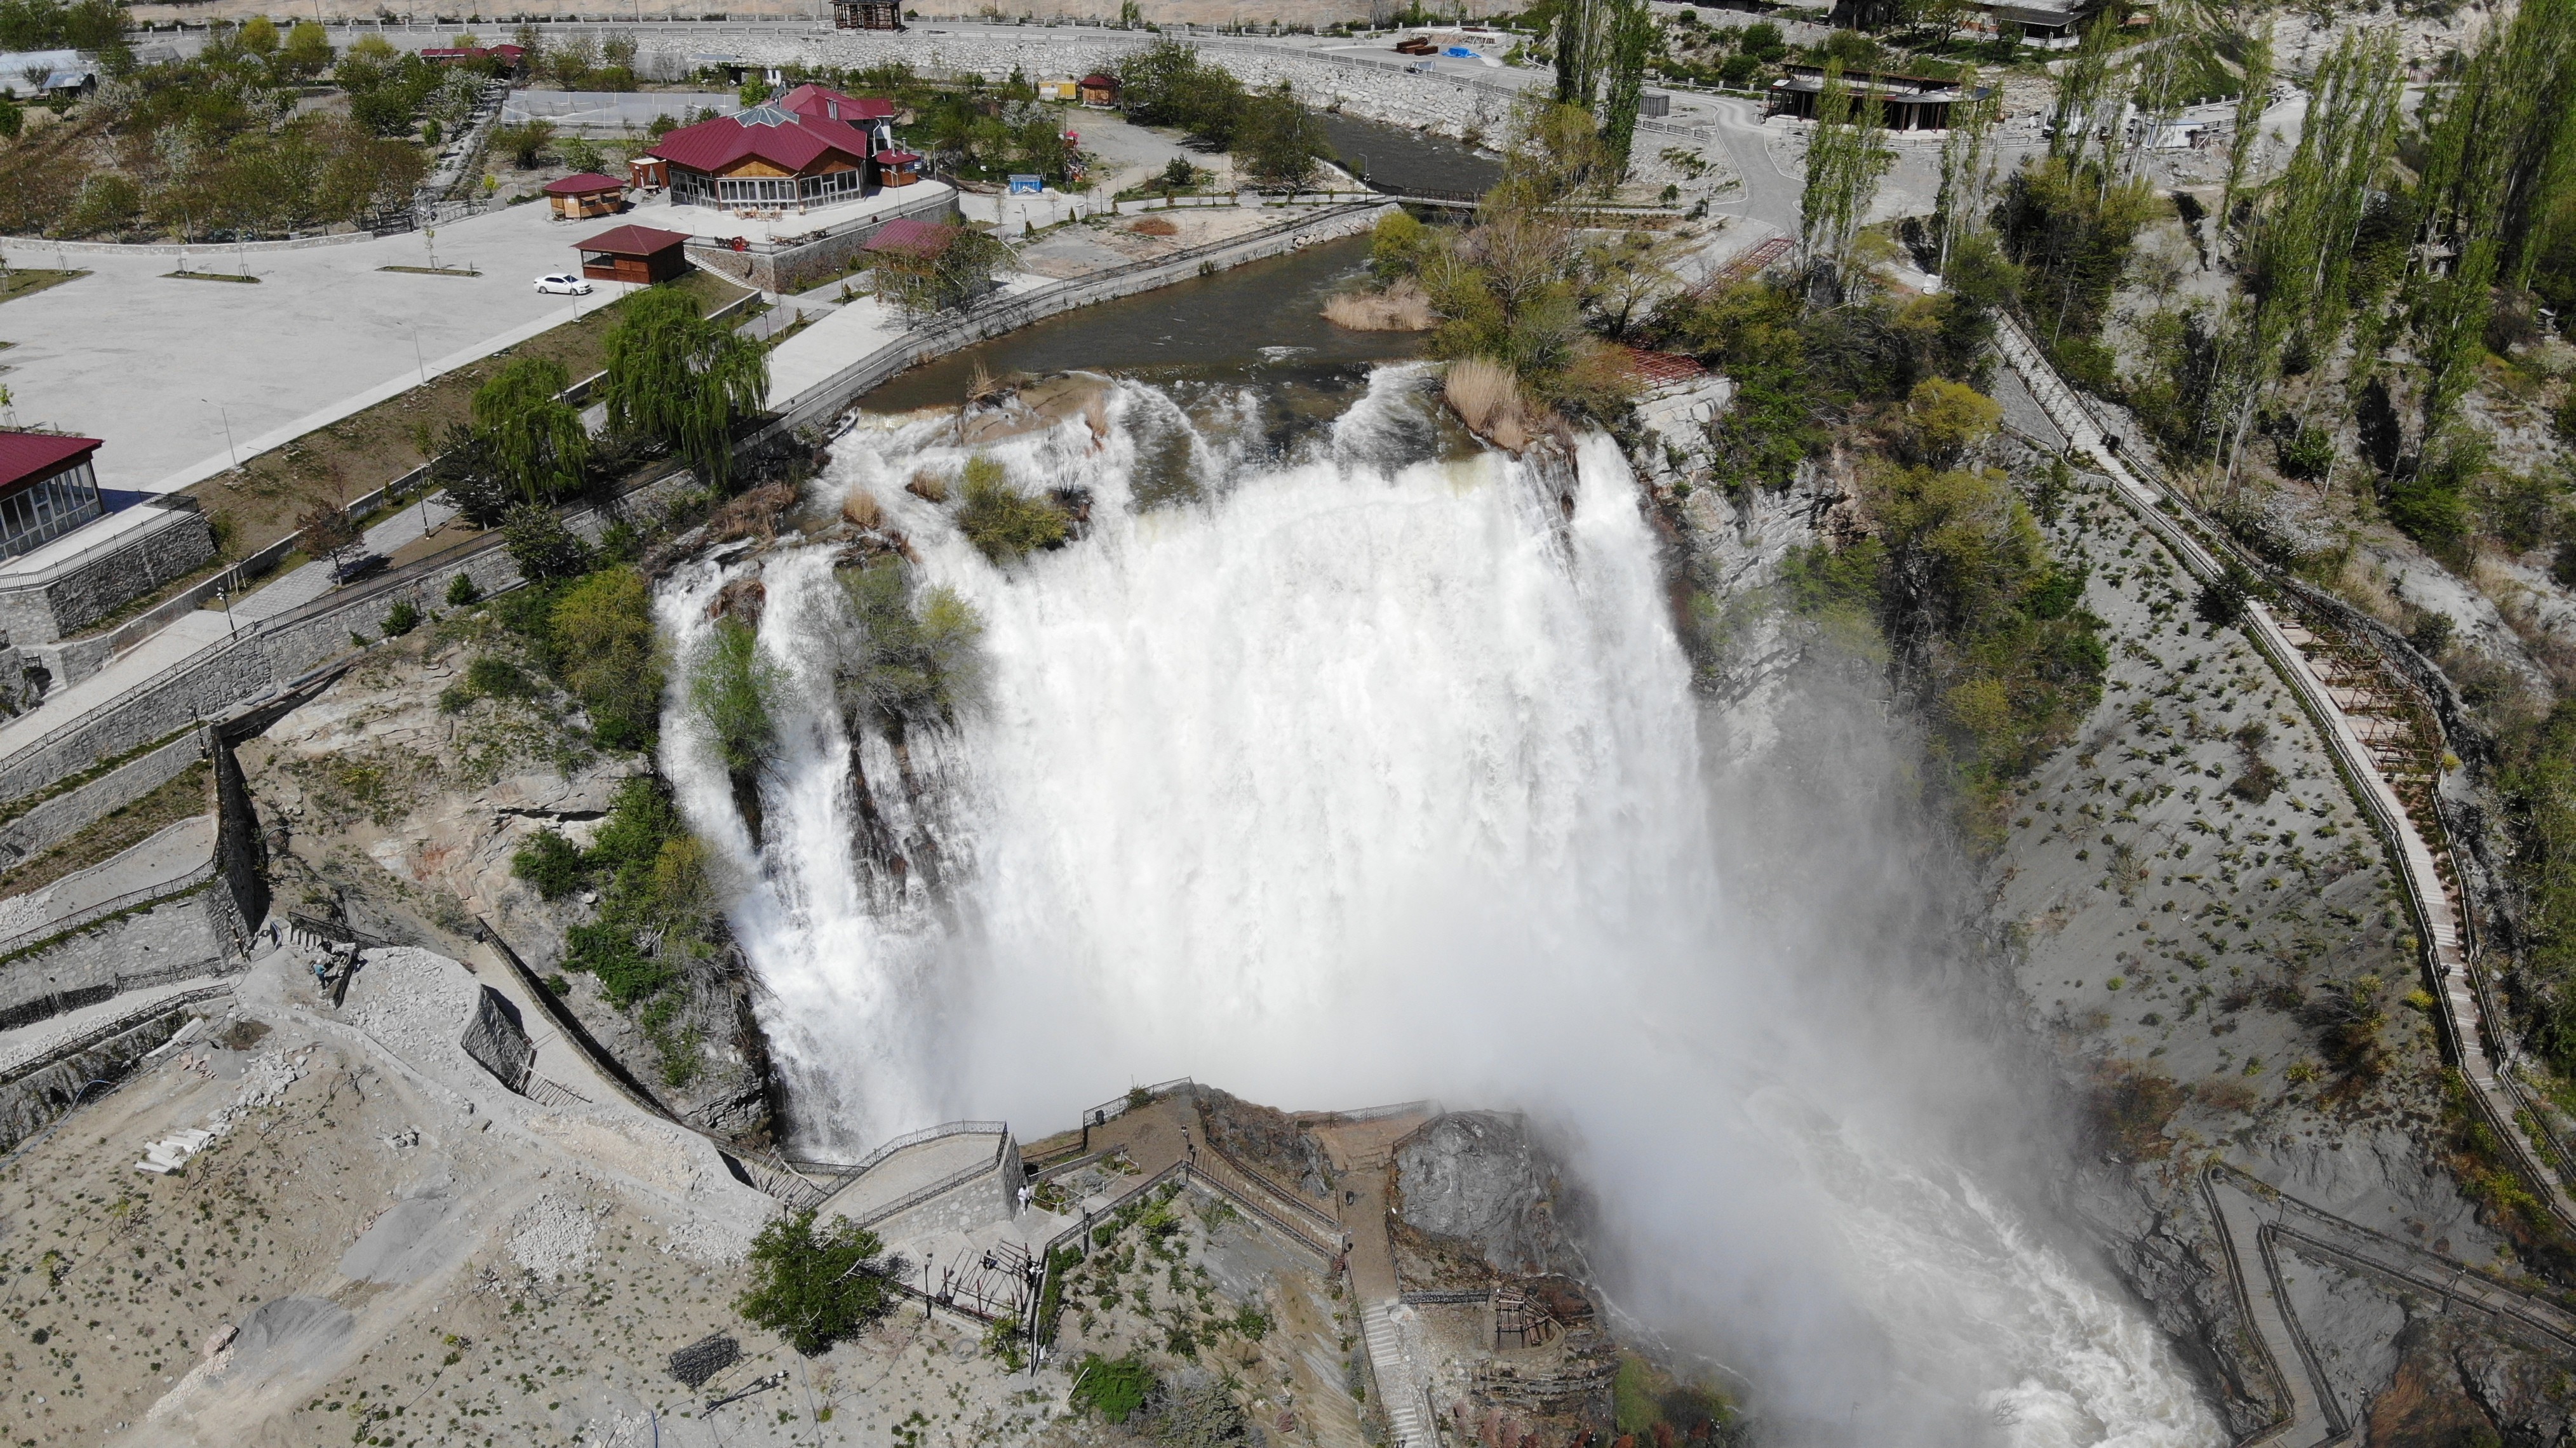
[
  {"x1": 0, "y1": 893, "x2": 232, "y2": 1020},
  {"x1": 0, "y1": 503, "x2": 220, "y2": 649},
  {"x1": 0, "y1": 730, "x2": 205, "y2": 871},
  {"x1": 0, "y1": 1005, "x2": 205, "y2": 1155},
  {"x1": 685, "y1": 187, "x2": 962, "y2": 295}
]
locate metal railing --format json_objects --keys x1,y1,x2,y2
[
  {"x1": 1995, "y1": 318, "x2": 2576, "y2": 1233},
  {"x1": 0, "y1": 981, "x2": 232, "y2": 1089}
]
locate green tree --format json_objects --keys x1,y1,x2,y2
[
  {"x1": 692, "y1": 616, "x2": 782, "y2": 781},
  {"x1": 1797, "y1": 62, "x2": 1893, "y2": 305},
  {"x1": 500, "y1": 504, "x2": 594, "y2": 582},
  {"x1": 601, "y1": 286, "x2": 770, "y2": 489},
  {"x1": 1231, "y1": 80, "x2": 1329, "y2": 191},
  {"x1": 280, "y1": 20, "x2": 333, "y2": 78},
  {"x1": 1552, "y1": 0, "x2": 1606, "y2": 108},
  {"x1": 836, "y1": 558, "x2": 984, "y2": 725},
  {"x1": 1904, "y1": 377, "x2": 2002, "y2": 466},
  {"x1": 298, "y1": 500, "x2": 361, "y2": 573},
  {"x1": 734, "y1": 1212, "x2": 893, "y2": 1355},
  {"x1": 1596, "y1": 0, "x2": 1656, "y2": 178},
  {"x1": 551, "y1": 566, "x2": 666, "y2": 747},
  {"x1": 471, "y1": 355, "x2": 589, "y2": 503},
  {"x1": 868, "y1": 224, "x2": 1012, "y2": 323}
]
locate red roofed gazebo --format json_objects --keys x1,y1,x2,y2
[
  {"x1": 543, "y1": 171, "x2": 627, "y2": 220},
  {"x1": 574, "y1": 224, "x2": 693, "y2": 285}
]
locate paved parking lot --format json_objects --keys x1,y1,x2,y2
[{"x1": 0, "y1": 201, "x2": 631, "y2": 492}]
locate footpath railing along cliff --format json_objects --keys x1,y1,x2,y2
[{"x1": 1994, "y1": 317, "x2": 2576, "y2": 1237}]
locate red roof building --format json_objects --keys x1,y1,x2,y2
[
  {"x1": 542, "y1": 171, "x2": 627, "y2": 219},
  {"x1": 863, "y1": 217, "x2": 956, "y2": 255},
  {"x1": 645, "y1": 85, "x2": 906, "y2": 213},
  {"x1": 574, "y1": 224, "x2": 694, "y2": 285},
  {"x1": 540, "y1": 171, "x2": 626, "y2": 218},
  {"x1": 0, "y1": 431, "x2": 105, "y2": 561}
]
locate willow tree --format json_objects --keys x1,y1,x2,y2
[
  {"x1": 1798, "y1": 62, "x2": 1893, "y2": 306},
  {"x1": 470, "y1": 354, "x2": 588, "y2": 503},
  {"x1": 601, "y1": 286, "x2": 770, "y2": 490},
  {"x1": 1597, "y1": 0, "x2": 1657, "y2": 178}
]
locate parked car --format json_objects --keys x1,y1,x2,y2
[{"x1": 534, "y1": 273, "x2": 594, "y2": 295}]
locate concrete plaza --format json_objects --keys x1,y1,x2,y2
[{"x1": 0, "y1": 201, "x2": 641, "y2": 493}]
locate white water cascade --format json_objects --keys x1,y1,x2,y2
[{"x1": 656, "y1": 368, "x2": 2223, "y2": 1447}]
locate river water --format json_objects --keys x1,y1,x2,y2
[{"x1": 657, "y1": 290, "x2": 2223, "y2": 1445}]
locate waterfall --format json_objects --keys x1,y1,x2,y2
[{"x1": 656, "y1": 366, "x2": 2221, "y2": 1446}]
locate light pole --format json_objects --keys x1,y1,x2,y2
[
  {"x1": 413, "y1": 323, "x2": 427, "y2": 384},
  {"x1": 201, "y1": 398, "x2": 238, "y2": 470},
  {"x1": 215, "y1": 586, "x2": 237, "y2": 641}
]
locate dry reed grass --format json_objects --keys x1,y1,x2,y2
[
  {"x1": 906, "y1": 468, "x2": 951, "y2": 503},
  {"x1": 1443, "y1": 358, "x2": 1532, "y2": 453},
  {"x1": 1128, "y1": 217, "x2": 1179, "y2": 236},
  {"x1": 1322, "y1": 279, "x2": 1437, "y2": 332},
  {"x1": 843, "y1": 488, "x2": 885, "y2": 529}
]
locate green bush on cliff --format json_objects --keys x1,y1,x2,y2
[
  {"x1": 539, "y1": 778, "x2": 726, "y2": 1081},
  {"x1": 956, "y1": 455, "x2": 1069, "y2": 563},
  {"x1": 1783, "y1": 460, "x2": 2105, "y2": 850}
]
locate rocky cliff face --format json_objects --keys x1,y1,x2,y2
[
  {"x1": 234, "y1": 622, "x2": 775, "y2": 1144},
  {"x1": 1390, "y1": 1111, "x2": 1582, "y2": 1282}
]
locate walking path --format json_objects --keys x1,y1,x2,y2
[
  {"x1": 1310, "y1": 1111, "x2": 1439, "y2": 1448},
  {"x1": 1993, "y1": 316, "x2": 2576, "y2": 1235},
  {"x1": 0, "y1": 814, "x2": 213, "y2": 939}
]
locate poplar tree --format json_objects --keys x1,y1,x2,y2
[
  {"x1": 1553, "y1": 0, "x2": 1606, "y2": 109},
  {"x1": 1597, "y1": 0, "x2": 1656, "y2": 178},
  {"x1": 1798, "y1": 62, "x2": 1893, "y2": 306},
  {"x1": 1933, "y1": 64, "x2": 1999, "y2": 273},
  {"x1": 2217, "y1": 9, "x2": 2272, "y2": 255},
  {"x1": 2406, "y1": 0, "x2": 2576, "y2": 449}
]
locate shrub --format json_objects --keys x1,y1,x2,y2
[
  {"x1": 382, "y1": 600, "x2": 420, "y2": 636},
  {"x1": 955, "y1": 456, "x2": 1069, "y2": 561},
  {"x1": 511, "y1": 828, "x2": 586, "y2": 899},
  {"x1": 2279, "y1": 426, "x2": 2336, "y2": 479},
  {"x1": 1069, "y1": 1353, "x2": 1157, "y2": 1423},
  {"x1": 550, "y1": 566, "x2": 665, "y2": 748},
  {"x1": 502, "y1": 504, "x2": 595, "y2": 582},
  {"x1": 735, "y1": 1210, "x2": 894, "y2": 1356},
  {"x1": 467, "y1": 655, "x2": 531, "y2": 698},
  {"x1": 690, "y1": 617, "x2": 782, "y2": 777},
  {"x1": 1903, "y1": 377, "x2": 2001, "y2": 466},
  {"x1": 448, "y1": 573, "x2": 483, "y2": 606}
]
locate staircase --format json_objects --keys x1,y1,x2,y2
[{"x1": 1359, "y1": 1297, "x2": 1433, "y2": 1448}]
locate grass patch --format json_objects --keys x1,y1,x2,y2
[
  {"x1": 161, "y1": 271, "x2": 261, "y2": 283},
  {"x1": 176, "y1": 269, "x2": 752, "y2": 563},
  {"x1": 0, "y1": 761, "x2": 210, "y2": 902},
  {"x1": 0, "y1": 269, "x2": 87, "y2": 304},
  {"x1": 376, "y1": 265, "x2": 484, "y2": 276}
]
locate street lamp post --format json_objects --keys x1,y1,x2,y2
[{"x1": 201, "y1": 398, "x2": 238, "y2": 471}]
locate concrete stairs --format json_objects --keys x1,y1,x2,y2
[{"x1": 1358, "y1": 1298, "x2": 1433, "y2": 1448}]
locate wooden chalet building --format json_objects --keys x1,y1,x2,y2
[
  {"x1": 1767, "y1": 65, "x2": 1986, "y2": 131},
  {"x1": 641, "y1": 84, "x2": 904, "y2": 214},
  {"x1": 574, "y1": 224, "x2": 692, "y2": 284},
  {"x1": 0, "y1": 432, "x2": 107, "y2": 562},
  {"x1": 833, "y1": 0, "x2": 902, "y2": 27}
]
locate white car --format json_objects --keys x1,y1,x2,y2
[{"x1": 534, "y1": 273, "x2": 594, "y2": 295}]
